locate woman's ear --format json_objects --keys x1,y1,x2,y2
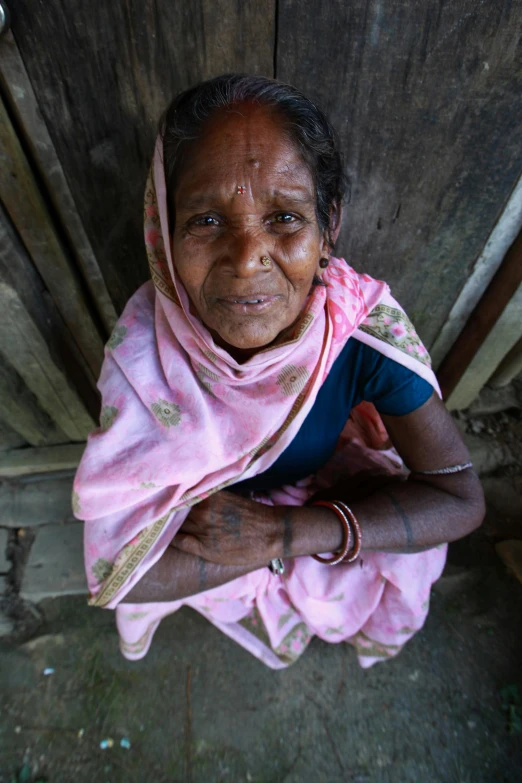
[{"x1": 321, "y1": 201, "x2": 343, "y2": 255}]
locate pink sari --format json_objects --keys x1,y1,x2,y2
[{"x1": 73, "y1": 138, "x2": 446, "y2": 668}]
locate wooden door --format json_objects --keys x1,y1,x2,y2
[
  {"x1": 277, "y1": 0, "x2": 522, "y2": 345},
  {"x1": 1, "y1": 0, "x2": 522, "y2": 467},
  {"x1": 5, "y1": 1, "x2": 275, "y2": 312},
  {"x1": 0, "y1": 2, "x2": 274, "y2": 469},
  {"x1": 0, "y1": 80, "x2": 102, "y2": 472}
]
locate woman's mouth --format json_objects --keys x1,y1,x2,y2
[{"x1": 217, "y1": 295, "x2": 280, "y2": 313}]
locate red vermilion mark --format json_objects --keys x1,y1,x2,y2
[{"x1": 236, "y1": 185, "x2": 246, "y2": 194}]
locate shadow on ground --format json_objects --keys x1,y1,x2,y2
[{"x1": 1, "y1": 527, "x2": 522, "y2": 783}]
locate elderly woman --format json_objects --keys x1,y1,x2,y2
[{"x1": 73, "y1": 74, "x2": 484, "y2": 668}]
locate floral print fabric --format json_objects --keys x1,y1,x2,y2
[{"x1": 73, "y1": 135, "x2": 444, "y2": 668}]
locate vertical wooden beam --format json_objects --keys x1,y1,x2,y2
[
  {"x1": 0, "y1": 93, "x2": 104, "y2": 377},
  {"x1": 276, "y1": 0, "x2": 522, "y2": 346},
  {"x1": 430, "y1": 173, "x2": 522, "y2": 369},
  {"x1": 0, "y1": 283, "x2": 95, "y2": 441},
  {"x1": 8, "y1": 0, "x2": 275, "y2": 313},
  {"x1": 0, "y1": 419, "x2": 27, "y2": 452},
  {"x1": 488, "y1": 336, "x2": 522, "y2": 389},
  {"x1": 0, "y1": 30, "x2": 118, "y2": 336},
  {"x1": 0, "y1": 199, "x2": 101, "y2": 423},
  {"x1": 0, "y1": 359, "x2": 69, "y2": 446},
  {"x1": 438, "y1": 230, "x2": 522, "y2": 407}
]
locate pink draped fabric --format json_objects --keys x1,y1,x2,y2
[{"x1": 73, "y1": 138, "x2": 446, "y2": 668}]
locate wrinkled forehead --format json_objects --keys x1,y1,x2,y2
[{"x1": 172, "y1": 102, "x2": 314, "y2": 199}]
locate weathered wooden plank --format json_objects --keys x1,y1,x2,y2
[
  {"x1": 277, "y1": 0, "x2": 522, "y2": 347},
  {"x1": 446, "y1": 283, "x2": 522, "y2": 410},
  {"x1": 9, "y1": 0, "x2": 275, "y2": 314},
  {"x1": 0, "y1": 444, "x2": 85, "y2": 478},
  {"x1": 0, "y1": 359, "x2": 69, "y2": 447},
  {"x1": 20, "y1": 522, "x2": 87, "y2": 601},
  {"x1": 430, "y1": 172, "x2": 522, "y2": 368},
  {"x1": 0, "y1": 199, "x2": 101, "y2": 424},
  {"x1": 0, "y1": 31, "x2": 118, "y2": 336},
  {"x1": 489, "y1": 335, "x2": 522, "y2": 389},
  {"x1": 0, "y1": 419, "x2": 28, "y2": 452},
  {"x1": 0, "y1": 93, "x2": 104, "y2": 376},
  {"x1": 0, "y1": 283, "x2": 95, "y2": 441},
  {"x1": 0, "y1": 474, "x2": 75, "y2": 528},
  {"x1": 438, "y1": 229, "x2": 522, "y2": 401}
]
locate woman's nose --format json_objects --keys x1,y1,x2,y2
[{"x1": 221, "y1": 230, "x2": 269, "y2": 277}]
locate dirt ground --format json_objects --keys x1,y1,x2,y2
[{"x1": 1, "y1": 402, "x2": 521, "y2": 783}]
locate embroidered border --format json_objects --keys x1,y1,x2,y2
[
  {"x1": 250, "y1": 389, "x2": 308, "y2": 461},
  {"x1": 144, "y1": 169, "x2": 180, "y2": 306},
  {"x1": 349, "y1": 630, "x2": 402, "y2": 659},
  {"x1": 149, "y1": 266, "x2": 180, "y2": 305},
  {"x1": 358, "y1": 304, "x2": 431, "y2": 368},
  {"x1": 90, "y1": 514, "x2": 170, "y2": 607},
  {"x1": 239, "y1": 607, "x2": 312, "y2": 665},
  {"x1": 179, "y1": 386, "x2": 310, "y2": 507}
]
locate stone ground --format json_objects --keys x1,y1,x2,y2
[{"x1": 0, "y1": 385, "x2": 521, "y2": 783}]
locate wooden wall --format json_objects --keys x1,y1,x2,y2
[
  {"x1": 7, "y1": 1, "x2": 275, "y2": 314},
  {"x1": 1, "y1": 0, "x2": 522, "y2": 456},
  {"x1": 278, "y1": 1, "x2": 522, "y2": 346}
]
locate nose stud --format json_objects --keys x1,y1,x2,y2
[{"x1": 261, "y1": 256, "x2": 271, "y2": 267}]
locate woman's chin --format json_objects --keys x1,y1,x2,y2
[{"x1": 212, "y1": 326, "x2": 282, "y2": 358}]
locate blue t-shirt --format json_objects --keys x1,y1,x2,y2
[{"x1": 231, "y1": 337, "x2": 433, "y2": 492}]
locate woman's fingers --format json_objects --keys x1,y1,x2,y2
[
  {"x1": 172, "y1": 531, "x2": 229, "y2": 564},
  {"x1": 172, "y1": 532, "x2": 202, "y2": 557}
]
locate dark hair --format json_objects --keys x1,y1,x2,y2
[{"x1": 161, "y1": 74, "x2": 348, "y2": 253}]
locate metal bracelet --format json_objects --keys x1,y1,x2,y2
[
  {"x1": 413, "y1": 461, "x2": 473, "y2": 476},
  {"x1": 268, "y1": 558, "x2": 285, "y2": 575}
]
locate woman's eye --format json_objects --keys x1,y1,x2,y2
[
  {"x1": 194, "y1": 216, "x2": 220, "y2": 226},
  {"x1": 268, "y1": 213, "x2": 301, "y2": 231},
  {"x1": 186, "y1": 215, "x2": 222, "y2": 235}
]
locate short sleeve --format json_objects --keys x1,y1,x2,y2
[{"x1": 359, "y1": 344, "x2": 434, "y2": 416}]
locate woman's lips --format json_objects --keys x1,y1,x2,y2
[{"x1": 216, "y1": 295, "x2": 281, "y2": 313}]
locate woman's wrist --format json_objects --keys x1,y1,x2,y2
[{"x1": 271, "y1": 505, "x2": 345, "y2": 560}]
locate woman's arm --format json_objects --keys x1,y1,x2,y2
[
  {"x1": 123, "y1": 547, "x2": 258, "y2": 603},
  {"x1": 125, "y1": 393, "x2": 485, "y2": 602},
  {"x1": 284, "y1": 392, "x2": 485, "y2": 557},
  {"x1": 174, "y1": 393, "x2": 485, "y2": 564},
  {"x1": 123, "y1": 491, "x2": 345, "y2": 603},
  {"x1": 124, "y1": 487, "x2": 348, "y2": 602}
]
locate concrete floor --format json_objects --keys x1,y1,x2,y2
[
  {"x1": 2, "y1": 399, "x2": 522, "y2": 782},
  {"x1": 1, "y1": 527, "x2": 521, "y2": 783}
]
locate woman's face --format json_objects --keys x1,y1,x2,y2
[{"x1": 171, "y1": 104, "x2": 337, "y2": 359}]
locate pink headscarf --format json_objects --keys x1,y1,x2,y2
[
  {"x1": 73, "y1": 138, "x2": 389, "y2": 607},
  {"x1": 74, "y1": 138, "x2": 445, "y2": 670}
]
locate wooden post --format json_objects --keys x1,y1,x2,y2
[
  {"x1": 0, "y1": 31, "x2": 118, "y2": 336},
  {"x1": 438, "y1": 230, "x2": 522, "y2": 405},
  {"x1": 0, "y1": 283, "x2": 95, "y2": 441},
  {"x1": 488, "y1": 336, "x2": 522, "y2": 389},
  {"x1": 0, "y1": 94, "x2": 105, "y2": 377}
]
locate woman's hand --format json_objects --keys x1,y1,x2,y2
[{"x1": 171, "y1": 490, "x2": 280, "y2": 567}]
